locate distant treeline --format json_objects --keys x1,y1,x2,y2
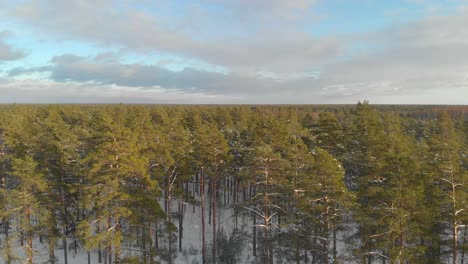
[{"x1": 0, "y1": 102, "x2": 466, "y2": 264}]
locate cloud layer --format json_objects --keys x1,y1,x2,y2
[
  {"x1": 0, "y1": 0, "x2": 467, "y2": 103},
  {"x1": 8, "y1": 0, "x2": 336, "y2": 72}
]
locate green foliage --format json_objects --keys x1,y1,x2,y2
[{"x1": 0, "y1": 103, "x2": 465, "y2": 263}]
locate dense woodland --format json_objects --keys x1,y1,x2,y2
[{"x1": 0, "y1": 103, "x2": 466, "y2": 264}]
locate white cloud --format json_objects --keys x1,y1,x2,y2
[
  {"x1": 5, "y1": 0, "x2": 338, "y2": 72},
  {"x1": 0, "y1": 30, "x2": 26, "y2": 61},
  {"x1": 0, "y1": 78, "x2": 238, "y2": 104}
]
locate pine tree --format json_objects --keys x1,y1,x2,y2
[
  {"x1": 347, "y1": 102, "x2": 388, "y2": 263},
  {"x1": 150, "y1": 111, "x2": 193, "y2": 263},
  {"x1": 194, "y1": 121, "x2": 230, "y2": 263},
  {"x1": 33, "y1": 106, "x2": 82, "y2": 264},
  {"x1": 355, "y1": 114, "x2": 427, "y2": 262},
  {"x1": 247, "y1": 142, "x2": 288, "y2": 264},
  {"x1": 78, "y1": 108, "x2": 155, "y2": 263},
  {"x1": 8, "y1": 156, "x2": 47, "y2": 264},
  {"x1": 427, "y1": 112, "x2": 467, "y2": 264},
  {"x1": 0, "y1": 109, "x2": 16, "y2": 263}
]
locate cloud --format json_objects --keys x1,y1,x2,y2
[
  {"x1": 9, "y1": 53, "x2": 321, "y2": 97},
  {"x1": 6, "y1": 0, "x2": 338, "y2": 72},
  {"x1": 0, "y1": 30, "x2": 26, "y2": 61},
  {"x1": 314, "y1": 8, "x2": 468, "y2": 100},
  {"x1": 203, "y1": 0, "x2": 318, "y2": 22},
  {"x1": 0, "y1": 78, "x2": 237, "y2": 104}
]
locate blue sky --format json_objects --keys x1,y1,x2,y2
[{"x1": 0, "y1": 0, "x2": 467, "y2": 104}]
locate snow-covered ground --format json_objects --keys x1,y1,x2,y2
[{"x1": 8, "y1": 181, "x2": 455, "y2": 263}]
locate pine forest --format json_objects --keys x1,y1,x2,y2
[{"x1": 0, "y1": 103, "x2": 466, "y2": 264}]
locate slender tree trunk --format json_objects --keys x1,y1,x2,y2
[
  {"x1": 452, "y1": 175, "x2": 458, "y2": 264},
  {"x1": 167, "y1": 178, "x2": 173, "y2": 264},
  {"x1": 227, "y1": 177, "x2": 230, "y2": 205},
  {"x1": 461, "y1": 224, "x2": 467, "y2": 264},
  {"x1": 201, "y1": 168, "x2": 206, "y2": 264},
  {"x1": 212, "y1": 177, "x2": 217, "y2": 262},
  {"x1": 60, "y1": 157, "x2": 68, "y2": 264},
  {"x1": 333, "y1": 228, "x2": 337, "y2": 262},
  {"x1": 296, "y1": 239, "x2": 300, "y2": 264},
  {"x1": 155, "y1": 222, "x2": 159, "y2": 250},
  {"x1": 223, "y1": 177, "x2": 226, "y2": 205},
  {"x1": 252, "y1": 183, "x2": 257, "y2": 257},
  {"x1": 208, "y1": 179, "x2": 212, "y2": 225},
  {"x1": 196, "y1": 173, "x2": 199, "y2": 195},
  {"x1": 323, "y1": 203, "x2": 330, "y2": 264},
  {"x1": 453, "y1": 223, "x2": 458, "y2": 264},
  {"x1": 234, "y1": 178, "x2": 238, "y2": 203},
  {"x1": 264, "y1": 205, "x2": 271, "y2": 264},
  {"x1": 179, "y1": 197, "x2": 183, "y2": 252},
  {"x1": 312, "y1": 227, "x2": 317, "y2": 264},
  {"x1": 62, "y1": 226, "x2": 68, "y2": 264},
  {"x1": 243, "y1": 184, "x2": 246, "y2": 201},
  {"x1": 235, "y1": 207, "x2": 238, "y2": 229},
  {"x1": 2, "y1": 174, "x2": 13, "y2": 264},
  {"x1": 107, "y1": 217, "x2": 112, "y2": 264},
  {"x1": 141, "y1": 222, "x2": 147, "y2": 263},
  {"x1": 253, "y1": 214, "x2": 257, "y2": 257},
  {"x1": 164, "y1": 180, "x2": 168, "y2": 213},
  {"x1": 108, "y1": 246, "x2": 112, "y2": 264},
  {"x1": 149, "y1": 222, "x2": 156, "y2": 264},
  {"x1": 115, "y1": 216, "x2": 121, "y2": 263},
  {"x1": 49, "y1": 230, "x2": 57, "y2": 264},
  {"x1": 98, "y1": 223, "x2": 102, "y2": 263},
  {"x1": 25, "y1": 207, "x2": 33, "y2": 264},
  {"x1": 5, "y1": 235, "x2": 12, "y2": 264},
  {"x1": 193, "y1": 176, "x2": 196, "y2": 213}
]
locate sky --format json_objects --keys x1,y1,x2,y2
[{"x1": 0, "y1": 0, "x2": 467, "y2": 104}]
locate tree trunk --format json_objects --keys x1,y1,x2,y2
[
  {"x1": 323, "y1": 203, "x2": 329, "y2": 264},
  {"x1": 453, "y1": 223, "x2": 458, "y2": 264},
  {"x1": 209, "y1": 179, "x2": 212, "y2": 225},
  {"x1": 252, "y1": 183, "x2": 257, "y2": 257},
  {"x1": 107, "y1": 217, "x2": 112, "y2": 264},
  {"x1": 452, "y1": 176, "x2": 458, "y2": 264},
  {"x1": 253, "y1": 214, "x2": 257, "y2": 257},
  {"x1": 212, "y1": 177, "x2": 217, "y2": 262},
  {"x1": 49, "y1": 232, "x2": 57, "y2": 264},
  {"x1": 264, "y1": 206, "x2": 271, "y2": 264},
  {"x1": 60, "y1": 157, "x2": 68, "y2": 264},
  {"x1": 98, "y1": 222, "x2": 102, "y2": 263},
  {"x1": 167, "y1": 177, "x2": 173, "y2": 264},
  {"x1": 115, "y1": 217, "x2": 121, "y2": 263},
  {"x1": 155, "y1": 222, "x2": 159, "y2": 250},
  {"x1": 193, "y1": 176, "x2": 196, "y2": 213},
  {"x1": 296, "y1": 239, "x2": 300, "y2": 264},
  {"x1": 201, "y1": 169, "x2": 206, "y2": 264},
  {"x1": 26, "y1": 207, "x2": 33, "y2": 264},
  {"x1": 62, "y1": 227, "x2": 68, "y2": 264},
  {"x1": 312, "y1": 228, "x2": 316, "y2": 264},
  {"x1": 179, "y1": 197, "x2": 183, "y2": 252},
  {"x1": 333, "y1": 228, "x2": 337, "y2": 262},
  {"x1": 461, "y1": 224, "x2": 467, "y2": 264}
]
